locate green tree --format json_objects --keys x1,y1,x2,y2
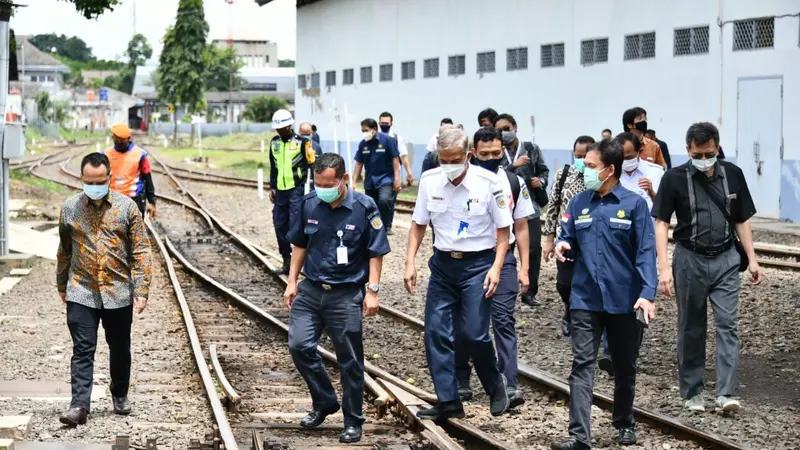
[
  {"x1": 241, "y1": 96, "x2": 287, "y2": 123},
  {"x1": 278, "y1": 59, "x2": 295, "y2": 68},
  {"x1": 88, "y1": 78, "x2": 104, "y2": 89},
  {"x1": 156, "y1": 0, "x2": 209, "y2": 145},
  {"x1": 115, "y1": 34, "x2": 153, "y2": 94},
  {"x1": 64, "y1": 68, "x2": 85, "y2": 89},
  {"x1": 205, "y1": 46, "x2": 246, "y2": 92},
  {"x1": 103, "y1": 73, "x2": 122, "y2": 91},
  {"x1": 29, "y1": 33, "x2": 93, "y2": 62},
  {"x1": 62, "y1": 0, "x2": 121, "y2": 19},
  {"x1": 36, "y1": 92, "x2": 51, "y2": 121}
]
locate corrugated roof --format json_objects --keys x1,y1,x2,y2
[{"x1": 16, "y1": 36, "x2": 70, "y2": 70}]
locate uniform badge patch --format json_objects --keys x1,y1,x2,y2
[
  {"x1": 370, "y1": 216, "x2": 383, "y2": 230},
  {"x1": 617, "y1": 209, "x2": 626, "y2": 218},
  {"x1": 562, "y1": 213, "x2": 570, "y2": 223},
  {"x1": 582, "y1": 208, "x2": 589, "y2": 214},
  {"x1": 345, "y1": 224, "x2": 356, "y2": 230},
  {"x1": 496, "y1": 196, "x2": 507, "y2": 209},
  {"x1": 378, "y1": 144, "x2": 383, "y2": 149},
  {"x1": 307, "y1": 219, "x2": 318, "y2": 224},
  {"x1": 522, "y1": 187, "x2": 530, "y2": 199}
]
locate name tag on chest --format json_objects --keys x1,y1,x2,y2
[{"x1": 337, "y1": 245, "x2": 349, "y2": 264}]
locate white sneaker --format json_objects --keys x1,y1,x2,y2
[
  {"x1": 684, "y1": 394, "x2": 705, "y2": 412},
  {"x1": 715, "y1": 396, "x2": 741, "y2": 412}
]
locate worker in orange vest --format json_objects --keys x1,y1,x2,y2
[{"x1": 104, "y1": 124, "x2": 156, "y2": 218}]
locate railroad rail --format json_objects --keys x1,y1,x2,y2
[
  {"x1": 25, "y1": 147, "x2": 757, "y2": 449},
  {"x1": 149, "y1": 159, "x2": 800, "y2": 273}
]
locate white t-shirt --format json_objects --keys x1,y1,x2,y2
[
  {"x1": 426, "y1": 133, "x2": 438, "y2": 153},
  {"x1": 413, "y1": 165, "x2": 513, "y2": 252},
  {"x1": 386, "y1": 130, "x2": 408, "y2": 157}
]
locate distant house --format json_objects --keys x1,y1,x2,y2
[
  {"x1": 15, "y1": 36, "x2": 70, "y2": 92},
  {"x1": 212, "y1": 38, "x2": 278, "y2": 69}
]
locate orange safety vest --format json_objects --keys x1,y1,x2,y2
[{"x1": 104, "y1": 146, "x2": 146, "y2": 198}]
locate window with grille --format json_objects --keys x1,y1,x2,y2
[
  {"x1": 360, "y1": 66, "x2": 373, "y2": 83},
  {"x1": 541, "y1": 43, "x2": 565, "y2": 68},
  {"x1": 424, "y1": 58, "x2": 439, "y2": 78},
  {"x1": 674, "y1": 26, "x2": 710, "y2": 56},
  {"x1": 448, "y1": 54, "x2": 466, "y2": 76},
  {"x1": 343, "y1": 69, "x2": 354, "y2": 85},
  {"x1": 477, "y1": 51, "x2": 495, "y2": 73},
  {"x1": 624, "y1": 32, "x2": 656, "y2": 60},
  {"x1": 507, "y1": 47, "x2": 528, "y2": 71},
  {"x1": 733, "y1": 17, "x2": 774, "y2": 51},
  {"x1": 379, "y1": 64, "x2": 393, "y2": 82},
  {"x1": 310, "y1": 73, "x2": 320, "y2": 88},
  {"x1": 325, "y1": 70, "x2": 336, "y2": 86},
  {"x1": 298, "y1": 75, "x2": 307, "y2": 89},
  {"x1": 401, "y1": 61, "x2": 415, "y2": 80},
  {"x1": 580, "y1": 38, "x2": 609, "y2": 65}
]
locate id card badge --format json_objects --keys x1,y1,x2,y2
[{"x1": 336, "y1": 230, "x2": 348, "y2": 265}]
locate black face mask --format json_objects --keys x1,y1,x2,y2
[
  {"x1": 635, "y1": 120, "x2": 648, "y2": 133},
  {"x1": 114, "y1": 142, "x2": 130, "y2": 152},
  {"x1": 470, "y1": 156, "x2": 502, "y2": 173},
  {"x1": 380, "y1": 124, "x2": 391, "y2": 133}
]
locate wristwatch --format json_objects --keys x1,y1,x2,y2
[{"x1": 367, "y1": 283, "x2": 380, "y2": 293}]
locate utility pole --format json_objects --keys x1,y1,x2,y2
[
  {"x1": 0, "y1": 1, "x2": 21, "y2": 257},
  {"x1": 226, "y1": 0, "x2": 234, "y2": 132}
]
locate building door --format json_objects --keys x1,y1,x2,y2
[{"x1": 736, "y1": 77, "x2": 783, "y2": 218}]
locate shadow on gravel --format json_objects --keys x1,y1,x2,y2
[{"x1": 737, "y1": 351, "x2": 800, "y2": 408}]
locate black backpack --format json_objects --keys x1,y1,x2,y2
[{"x1": 504, "y1": 169, "x2": 521, "y2": 215}]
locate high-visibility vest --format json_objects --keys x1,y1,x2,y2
[{"x1": 104, "y1": 145, "x2": 146, "y2": 198}]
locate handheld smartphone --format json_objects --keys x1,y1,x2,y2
[{"x1": 636, "y1": 308, "x2": 649, "y2": 328}]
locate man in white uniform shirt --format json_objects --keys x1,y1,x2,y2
[
  {"x1": 615, "y1": 132, "x2": 663, "y2": 213},
  {"x1": 405, "y1": 127, "x2": 512, "y2": 422},
  {"x1": 453, "y1": 126, "x2": 534, "y2": 408},
  {"x1": 379, "y1": 112, "x2": 414, "y2": 186}
]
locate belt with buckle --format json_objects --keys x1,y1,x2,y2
[
  {"x1": 678, "y1": 240, "x2": 733, "y2": 257},
  {"x1": 311, "y1": 281, "x2": 361, "y2": 291},
  {"x1": 436, "y1": 249, "x2": 494, "y2": 260}
]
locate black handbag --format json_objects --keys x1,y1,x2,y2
[{"x1": 696, "y1": 179, "x2": 748, "y2": 272}]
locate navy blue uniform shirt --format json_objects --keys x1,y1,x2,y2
[
  {"x1": 289, "y1": 188, "x2": 391, "y2": 285},
  {"x1": 354, "y1": 133, "x2": 400, "y2": 190},
  {"x1": 557, "y1": 183, "x2": 657, "y2": 314}
]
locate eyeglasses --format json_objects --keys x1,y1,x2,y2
[{"x1": 690, "y1": 152, "x2": 717, "y2": 160}]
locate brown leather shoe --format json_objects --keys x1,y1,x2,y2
[{"x1": 59, "y1": 407, "x2": 88, "y2": 426}]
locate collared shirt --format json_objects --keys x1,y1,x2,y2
[
  {"x1": 354, "y1": 133, "x2": 400, "y2": 190},
  {"x1": 656, "y1": 139, "x2": 672, "y2": 169},
  {"x1": 289, "y1": 189, "x2": 390, "y2": 285},
  {"x1": 543, "y1": 165, "x2": 586, "y2": 237},
  {"x1": 620, "y1": 159, "x2": 664, "y2": 213},
  {"x1": 557, "y1": 183, "x2": 657, "y2": 313},
  {"x1": 639, "y1": 137, "x2": 666, "y2": 168},
  {"x1": 57, "y1": 192, "x2": 152, "y2": 309},
  {"x1": 653, "y1": 160, "x2": 756, "y2": 248},
  {"x1": 385, "y1": 130, "x2": 408, "y2": 157},
  {"x1": 412, "y1": 165, "x2": 513, "y2": 252},
  {"x1": 426, "y1": 133, "x2": 438, "y2": 153},
  {"x1": 496, "y1": 168, "x2": 536, "y2": 245}
]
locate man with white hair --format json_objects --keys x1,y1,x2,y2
[
  {"x1": 405, "y1": 127, "x2": 513, "y2": 421},
  {"x1": 422, "y1": 123, "x2": 455, "y2": 174}
]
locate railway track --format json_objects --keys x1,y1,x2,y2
[
  {"x1": 22, "y1": 148, "x2": 758, "y2": 449},
  {"x1": 149, "y1": 158, "x2": 800, "y2": 273}
]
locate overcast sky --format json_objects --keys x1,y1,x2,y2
[{"x1": 12, "y1": 0, "x2": 296, "y2": 63}]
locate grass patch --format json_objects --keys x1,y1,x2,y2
[
  {"x1": 60, "y1": 128, "x2": 107, "y2": 141},
  {"x1": 201, "y1": 132, "x2": 276, "y2": 150},
  {"x1": 156, "y1": 147, "x2": 271, "y2": 178},
  {"x1": 350, "y1": 182, "x2": 419, "y2": 201},
  {"x1": 10, "y1": 169, "x2": 71, "y2": 194}
]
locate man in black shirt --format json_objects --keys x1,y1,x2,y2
[
  {"x1": 652, "y1": 122, "x2": 763, "y2": 414},
  {"x1": 645, "y1": 129, "x2": 672, "y2": 169}
]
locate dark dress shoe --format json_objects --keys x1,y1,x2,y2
[
  {"x1": 300, "y1": 404, "x2": 340, "y2": 428},
  {"x1": 490, "y1": 374, "x2": 510, "y2": 416},
  {"x1": 561, "y1": 318, "x2": 571, "y2": 337},
  {"x1": 339, "y1": 425, "x2": 362, "y2": 443},
  {"x1": 550, "y1": 437, "x2": 591, "y2": 450},
  {"x1": 619, "y1": 427, "x2": 636, "y2": 445},
  {"x1": 507, "y1": 386, "x2": 525, "y2": 408},
  {"x1": 59, "y1": 407, "x2": 88, "y2": 426},
  {"x1": 113, "y1": 396, "x2": 132, "y2": 415},
  {"x1": 598, "y1": 356, "x2": 614, "y2": 378},
  {"x1": 416, "y1": 400, "x2": 465, "y2": 422},
  {"x1": 457, "y1": 380, "x2": 473, "y2": 402},
  {"x1": 521, "y1": 294, "x2": 541, "y2": 307},
  {"x1": 278, "y1": 260, "x2": 291, "y2": 275}
]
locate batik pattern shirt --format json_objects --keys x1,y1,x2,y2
[{"x1": 57, "y1": 191, "x2": 152, "y2": 309}]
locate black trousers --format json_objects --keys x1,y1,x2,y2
[
  {"x1": 132, "y1": 195, "x2": 146, "y2": 217},
  {"x1": 556, "y1": 260, "x2": 575, "y2": 322},
  {"x1": 568, "y1": 309, "x2": 642, "y2": 446},
  {"x1": 527, "y1": 217, "x2": 542, "y2": 297},
  {"x1": 66, "y1": 302, "x2": 133, "y2": 411}
]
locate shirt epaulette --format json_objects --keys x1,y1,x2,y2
[
  {"x1": 472, "y1": 166, "x2": 500, "y2": 182},
  {"x1": 421, "y1": 167, "x2": 443, "y2": 179},
  {"x1": 354, "y1": 191, "x2": 375, "y2": 209}
]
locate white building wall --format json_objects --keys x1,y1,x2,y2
[{"x1": 295, "y1": 0, "x2": 800, "y2": 219}]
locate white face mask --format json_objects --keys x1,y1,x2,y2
[
  {"x1": 622, "y1": 157, "x2": 639, "y2": 172},
  {"x1": 692, "y1": 156, "x2": 717, "y2": 172},
  {"x1": 441, "y1": 162, "x2": 466, "y2": 181},
  {"x1": 362, "y1": 131, "x2": 374, "y2": 142}
]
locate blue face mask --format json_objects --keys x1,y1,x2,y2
[
  {"x1": 83, "y1": 183, "x2": 109, "y2": 200},
  {"x1": 573, "y1": 158, "x2": 585, "y2": 173},
  {"x1": 316, "y1": 183, "x2": 342, "y2": 203},
  {"x1": 470, "y1": 157, "x2": 502, "y2": 173}
]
